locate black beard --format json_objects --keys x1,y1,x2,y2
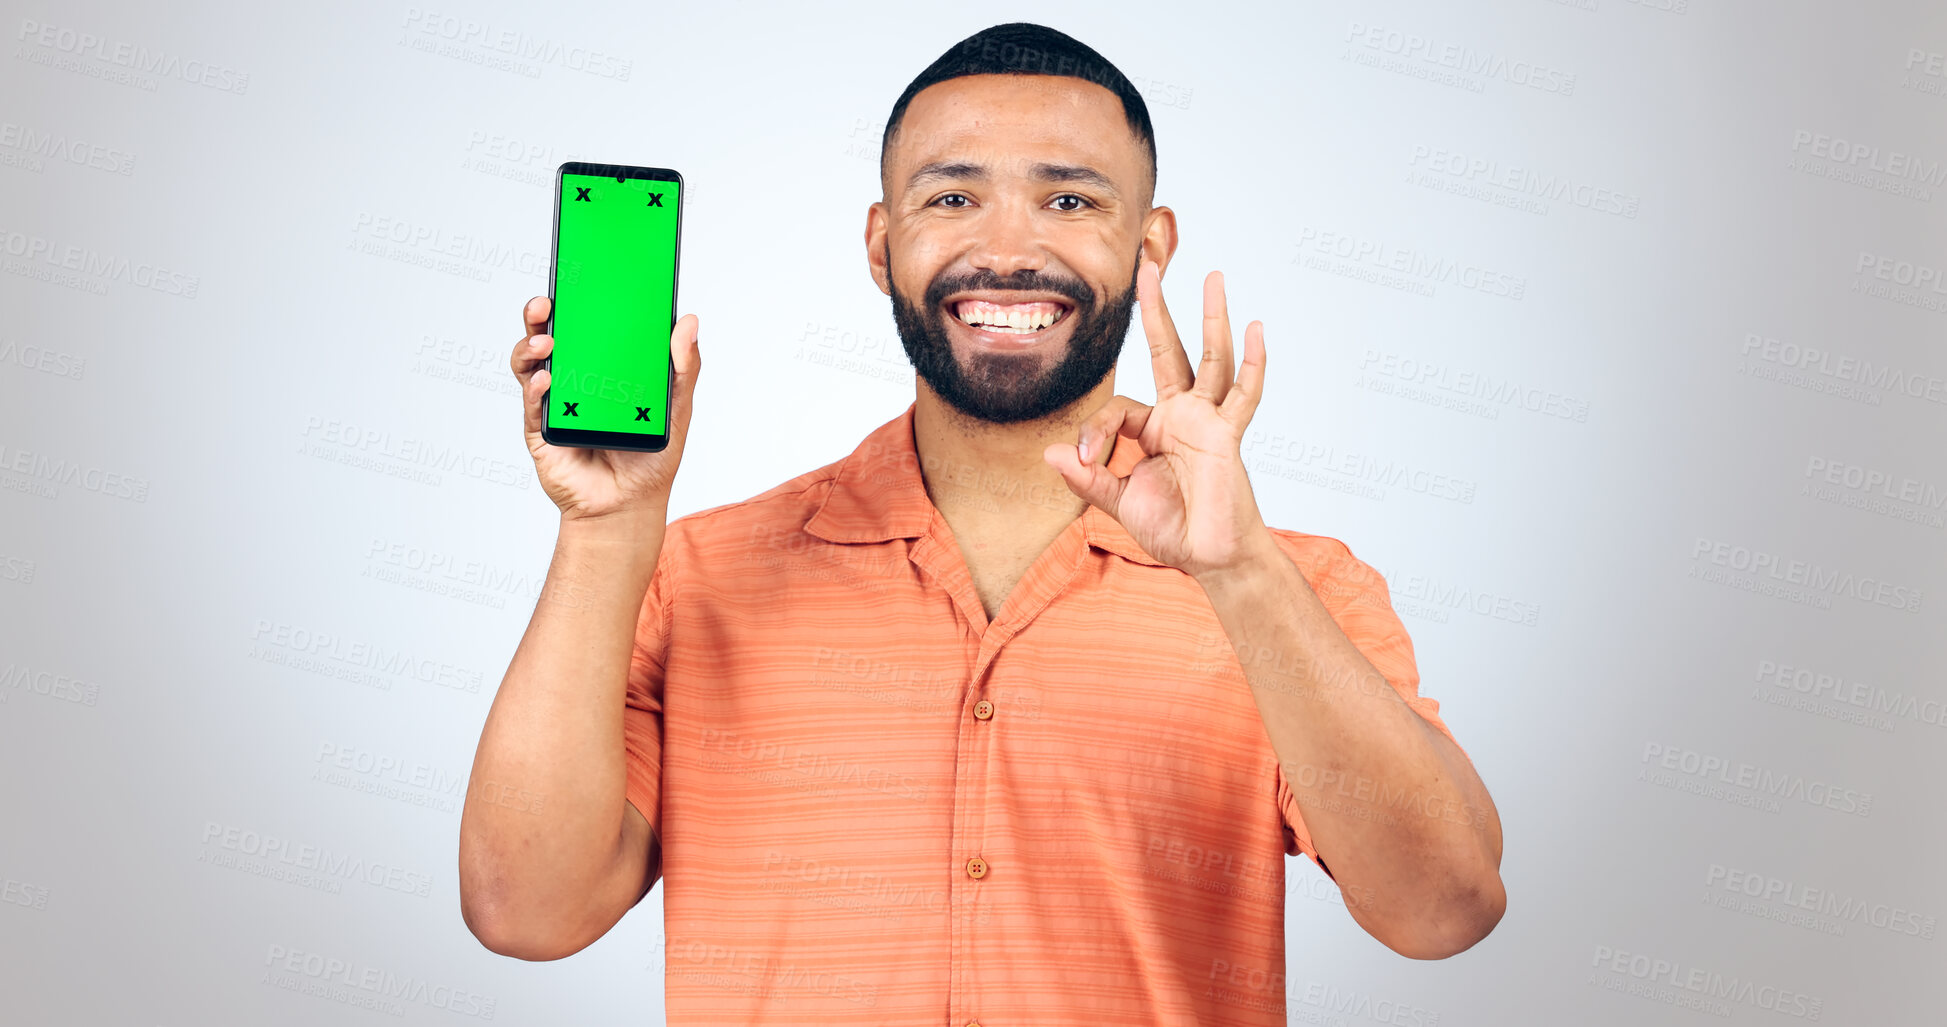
[{"x1": 887, "y1": 244, "x2": 1138, "y2": 424}]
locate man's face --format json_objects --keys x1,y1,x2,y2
[{"x1": 874, "y1": 74, "x2": 1154, "y2": 424}]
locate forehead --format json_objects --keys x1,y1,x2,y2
[{"x1": 888, "y1": 74, "x2": 1141, "y2": 184}]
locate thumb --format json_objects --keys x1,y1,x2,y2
[
  {"x1": 1043, "y1": 442, "x2": 1123, "y2": 517},
  {"x1": 667, "y1": 314, "x2": 701, "y2": 437}
]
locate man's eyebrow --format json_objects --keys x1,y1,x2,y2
[
  {"x1": 1028, "y1": 161, "x2": 1118, "y2": 195},
  {"x1": 905, "y1": 161, "x2": 987, "y2": 190},
  {"x1": 904, "y1": 159, "x2": 1119, "y2": 197}
]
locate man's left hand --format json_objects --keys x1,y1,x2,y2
[{"x1": 1043, "y1": 260, "x2": 1271, "y2": 579}]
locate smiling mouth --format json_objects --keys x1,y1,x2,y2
[{"x1": 945, "y1": 299, "x2": 1075, "y2": 344}]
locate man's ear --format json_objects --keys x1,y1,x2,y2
[
  {"x1": 1139, "y1": 205, "x2": 1180, "y2": 280},
  {"x1": 865, "y1": 202, "x2": 892, "y2": 296}
]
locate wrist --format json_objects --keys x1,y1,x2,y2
[
  {"x1": 557, "y1": 513, "x2": 667, "y2": 581},
  {"x1": 551, "y1": 515, "x2": 664, "y2": 595},
  {"x1": 559, "y1": 507, "x2": 667, "y2": 544},
  {"x1": 1191, "y1": 529, "x2": 1285, "y2": 593}
]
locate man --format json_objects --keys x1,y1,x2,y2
[{"x1": 460, "y1": 21, "x2": 1504, "y2": 1025}]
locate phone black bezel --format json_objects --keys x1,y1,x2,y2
[{"x1": 541, "y1": 161, "x2": 684, "y2": 453}]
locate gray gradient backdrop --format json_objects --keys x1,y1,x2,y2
[{"x1": 3, "y1": 0, "x2": 1942, "y2": 1023}]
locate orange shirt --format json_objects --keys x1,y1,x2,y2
[{"x1": 623, "y1": 403, "x2": 1464, "y2": 1025}]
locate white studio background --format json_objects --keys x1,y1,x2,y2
[{"x1": 2, "y1": 0, "x2": 1942, "y2": 1023}]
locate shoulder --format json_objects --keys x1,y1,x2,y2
[
  {"x1": 1263, "y1": 526, "x2": 1364, "y2": 579},
  {"x1": 1263, "y1": 527, "x2": 1392, "y2": 610},
  {"x1": 658, "y1": 460, "x2": 843, "y2": 568}
]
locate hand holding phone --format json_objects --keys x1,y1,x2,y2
[
  {"x1": 512, "y1": 296, "x2": 700, "y2": 525},
  {"x1": 509, "y1": 162, "x2": 698, "y2": 524}
]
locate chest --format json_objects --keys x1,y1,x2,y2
[
  {"x1": 956, "y1": 530, "x2": 1057, "y2": 621},
  {"x1": 665, "y1": 567, "x2": 1275, "y2": 802},
  {"x1": 963, "y1": 549, "x2": 1034, "y2": 620}
]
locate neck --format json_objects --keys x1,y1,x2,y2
[{"x1": 911, "y1": 378, "x2": 1115, "y2": 531}]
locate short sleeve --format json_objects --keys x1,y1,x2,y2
[
  {"x1": 1268, "y1": 533, "x2": 1468, "y2": 867},
  {"x1": 622, "y1": 536, "x2": 675, "y2": 861}
]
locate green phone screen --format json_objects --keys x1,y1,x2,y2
[{"x1": 548, "y1": 173, "x2": 680, "y2": 436}]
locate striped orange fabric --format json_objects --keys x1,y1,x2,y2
[{"x1": 622, "y1": 402, "x2": 1463, "y2": 1024}]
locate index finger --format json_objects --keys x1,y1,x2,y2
[
  {"x1": 1079, "y1": 395, "x2": 1153, "y2": 466},
  {"x1": 523, "y1": 295, "x2": 550, "y2": 335}
]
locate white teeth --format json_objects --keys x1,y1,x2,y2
[{"x1": 954, "y1": 301, "x2": 1064, "y2": 333}]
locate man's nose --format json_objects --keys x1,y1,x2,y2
[{"x1": 965, "y1": 202, "x2": 1047, "y2": 277}]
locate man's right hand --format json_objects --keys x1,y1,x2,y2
[
  {"x1": 461, "y1": 296, "x2": 694, "y2": 959},
  {"x1": 512, "y1": 296, "x2": 702, "y2": 523}
]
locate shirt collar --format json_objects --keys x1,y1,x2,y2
[{"x1": 803, "y1": 402, "x2": 1169, "y2": 568}]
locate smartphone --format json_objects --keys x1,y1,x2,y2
[{"x1": 542, "y1": 162, "x2": 684, "y2": 452}]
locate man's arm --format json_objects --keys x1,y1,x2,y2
[
  {"x1": 1195, "y1": 531, "x2": 1505, "y2": 959},
  {"x1": 461, "y1": 294, "x2": 699, "y2": 960},
  {"x1": 1037, "y1": 265, "x2": 1501, "y2": 956},
  {"x1": 458, "y1": 516, "x2": 664, "y2": 961}
]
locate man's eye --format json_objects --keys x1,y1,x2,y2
[
  {"x1": 932, "y1": 193, "x2": 971, "y2": 208},
  {"x1": 1050, "y1": 194, "x2": 1093, "y2": 211}
]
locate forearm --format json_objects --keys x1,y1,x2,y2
[
  {"x1": 459, "y1": 514, "x2": 663, "y2": 957},
  {"x1": 1195, "y1": 531, "x2": 1504, "y2": 958}
]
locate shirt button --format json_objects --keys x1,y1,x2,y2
[
  {"x1": 966, "y1": 856, "x2": 988, "y2": 879},
  {"x1": 973, "y1": 699, "x2": 994, "y2": 720}
]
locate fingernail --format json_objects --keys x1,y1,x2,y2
[{"x1": 1078, "y1": 438, "x2": 1091, "y2": 463}]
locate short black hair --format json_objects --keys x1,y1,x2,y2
[{"x1": 881, "y1": 22, "x2": 1157, "y2": 204}]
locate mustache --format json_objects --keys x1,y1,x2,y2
[{"x1": 921, "y1": 267, "x2": 1096, "y2": 313}]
